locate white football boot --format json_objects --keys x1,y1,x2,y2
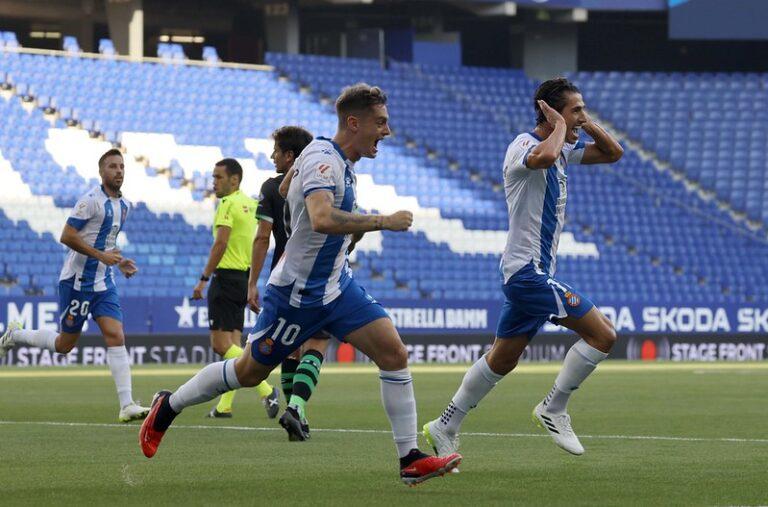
[
  {"x1": 423, "y1": 419, "x2": 461, "y2": 473},
  {"x1": 119, "y1": 401, "x2": 151, "y2": 423},
  {"x1": 532, "y1": 401, "x2": 584, "y2": 455},
  {"x1": 0, "y1": 321, "x2": 21, "y2": 358},
  {"x1": 423, "y1": 419, "x2": 460, "y2": 456}
]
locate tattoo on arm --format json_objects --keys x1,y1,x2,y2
[
  {"x1": 329, "y1": 208, "x2": 383, "y2": 229},
  {"x1": 314, "y1": 191, "x2": 383, "y2": 232}
]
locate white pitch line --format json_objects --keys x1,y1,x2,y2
[{"x1": 1, "y1": 420, "x2": 767, "y2": 445}]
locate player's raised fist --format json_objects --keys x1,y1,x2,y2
[
  {"x1": 99, "y1": 249, "x2": 123, "y2": 266},
  {"x1": 383, "y1": 210, "x2": 413, "y2": 231},
  {"x1": 538, "y1": 100, "x2": 565, "y2": 128}
]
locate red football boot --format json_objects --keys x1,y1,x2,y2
[
  {"x1": 139, "y1": 390, "x2": 172, "y2": 458},
  {"x1": 400, "y1": 452, "x2": 462, "y2": 486}
]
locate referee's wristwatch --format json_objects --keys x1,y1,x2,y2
[{"x1": 200, "y1": 274, "x2": 210, "y2": 282}]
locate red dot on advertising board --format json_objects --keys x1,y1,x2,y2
[
  {"x1": 336, "y1": 343, "x2": 355, "y2": 363},
  {"x1": 640, "y1": 340, "x2": 657, "y2": 361}
]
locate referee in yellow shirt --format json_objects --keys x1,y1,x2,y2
[{"x1": 192, "y1": 158, "x2": 278, "y2": 419}]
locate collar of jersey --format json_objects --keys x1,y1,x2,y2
[
  {"x1": 316, "y1": 136, "x2": 348, "y2": 162},
  {"x1": 100, "y1": 184, "x2": 122, "y2": 199},
  {"x1": 528, "y1": 131, "x2": 543, "y2": 141},
  {"x1": 221, "y1": 189, "x2": 241, "y2": 201}
]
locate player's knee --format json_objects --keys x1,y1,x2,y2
[
  {"x1": 56, "y1": 340, "x2": 76, "y2": 354},
  {"x1": 103, "y1": 332, "x2": 125, "y2": 347},
  {"x1": 237, "y1": 372, "x2": 261, "y2": 388},
  {"x1": 588, "y1": 320, "x2": 616, "y2": 351},
  {"x1": 211, "y1": 340, "x2": 230, "y2": 357},
  {"x1": 376, "y1": 344, "x2": 408, "y2": 371},
  {"x1": 234, "y1": 361, "x2": 265, "y2": 387},
  {"x1": 603, "y1": 323, "x2": 617, "y2": 348},
  {"x1": 486, "y1": 353, "x2": 517, "y2": 376}
]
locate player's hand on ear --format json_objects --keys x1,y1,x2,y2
[{"x1": 538, "y1": 100, "x2": 565, "y2": 128}]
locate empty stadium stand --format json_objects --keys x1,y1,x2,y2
[{"x1": 0, "y1": 37, "x2": 765, "y2": 306}]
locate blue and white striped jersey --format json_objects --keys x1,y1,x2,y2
[
  {"x1": 60, "y1": 186, "x2": 129, "y2": 292},
  {"x1": 269, "y1": 137, "x2": 356, "y2": 308},
  {"x1": 500, "y1": 132, "x2": 585, "y2": 283}
]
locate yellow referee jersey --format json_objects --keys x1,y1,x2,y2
[{"x1": 213, "y1": 189, "x2": 258, "y2": 271}]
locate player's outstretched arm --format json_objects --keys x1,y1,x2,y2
[
  {"x1": 527, "y1": 100, "x2": 568, "y2": 169},
  {"x1": 60, "y1": 224, "x2": 122, "y2": 265},
  {"x1": 305, "y1": 191, "x2": 412, "y2": 235},
  {"x1": 580, "y1": 113, "x2": 624, "y2": 165}
]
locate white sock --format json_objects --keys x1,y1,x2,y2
[
  {"x1": 169, "y1": 359, "x2": 241, "y2": 413},
  {"x1": 379, "y1": 368, "x2": 418, "y2": 458},
  {"x1": 107, "y1": 346, "x2": 134, "y2": 408},
  {"x1": 11, "y1": 328, "x2": 58, "y2": 351},
  {"x1": 438, "y1": 355, "x2": 504, "y2": 436},
  {"x1": 543, "y1": 339, "x2": 608, "y2": 414}
]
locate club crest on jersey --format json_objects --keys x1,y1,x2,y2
[
  {"x1": 564, "y1": 291, "x2": 581, "y2": 307},
  {"x1": 258, "y1": 338, "x2": 274, "y2": 355}
]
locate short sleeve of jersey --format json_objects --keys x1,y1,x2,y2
[
  {"x1": 214, "y1": 198, "x2": 234, "y2": 229},
  {"x1": 504, "y1": 135, "x2": 539, "y2": 175},
  {"x1": 564, "y1": 140, "x2": 586, "y2": 165},
  {"x1": 66, "y1": 196, "x2": 95, "y2": 231},
  {"x1": 255, "y1": 179, "x2": 275, "y2": 223},
  {"x1": 300, "y1": 152, "x2": 341, "y2": 197}
]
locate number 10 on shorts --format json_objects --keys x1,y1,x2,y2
[{"x1": 273, "y1": 317, "x2": 301, "y2": 345}]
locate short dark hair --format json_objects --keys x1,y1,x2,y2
[
  {"x1": 272, "y1": 126, "x2": 313, "y2": 158},
  {"x1": 215, "y1": 158, "x2": 243, "y2": 181},
  {"x1": 534, "y1": 77, "x2": 581, "y2": 125},
  {"x1": 335, "y1": 83, "x2": 387, "y2": 127},
  {"x1": 98, "y1": 148, "x2": 123, "y2": 169}
]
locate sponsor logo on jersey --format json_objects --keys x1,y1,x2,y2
[
  {"x1": 75, "y1": 202, "x2": 88, "y2": 218},
  {"x1": 316, "y1": 164, "x2": 333, "y2": 180}
]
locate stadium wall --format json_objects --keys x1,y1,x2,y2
[
  {"x1": 1, "y1": 333, "x2": 766, "y2": 368},
  {"x1": 1, "y1": 297, "x2": 766, "y2": 366}
]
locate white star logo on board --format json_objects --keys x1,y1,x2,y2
[{"x1": 175, "y1": 297, "x2": 197, "y2": 328}]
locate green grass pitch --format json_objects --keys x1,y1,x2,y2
[{"x1": 1, "y1": 362, "x2": 767, "y2": 506}]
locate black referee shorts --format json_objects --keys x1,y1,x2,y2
[{"x1": 207, "y1": 269, "x2": 249, "y2": 332}]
